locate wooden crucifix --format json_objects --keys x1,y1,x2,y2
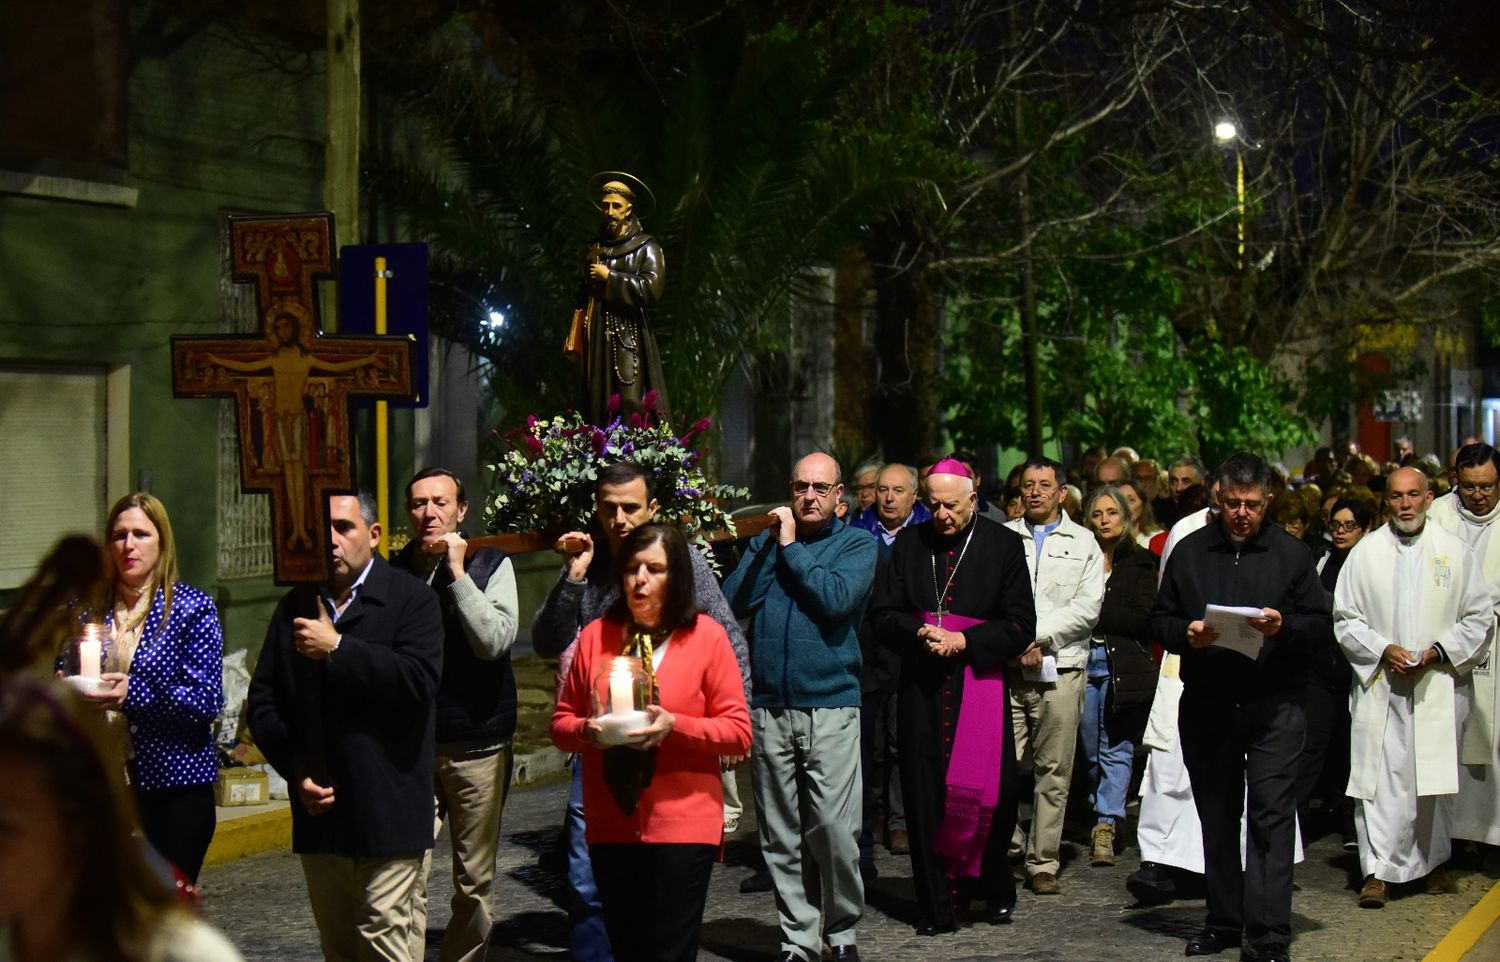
[{"x1": 172, "y1": 212, "x2": 416, "y2": 584}]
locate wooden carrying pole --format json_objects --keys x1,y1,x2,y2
[{"x1": 464, "y1": 513, "x2": 778, "y2": 559}]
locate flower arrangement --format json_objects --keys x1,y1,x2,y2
[{"x1": 484, "y1": 392, "x2": 748, "y2": 554}]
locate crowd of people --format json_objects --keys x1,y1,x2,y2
[{"x1": 4, "y1": 432, "x2": 1499, "y2": 962}]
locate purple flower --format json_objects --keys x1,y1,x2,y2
[
  {"x1": 591, "y1": 429, "x2": 605, "y2": 455},
  {"x1": 628, "y1": 412, "x2": 643, "y2": 429},
  {"x1": 608, "y1": 393, "x2": 622, "y2": 415},
  {"x1": 642, "y1": 390, "x2": 659, "y2": 412}
]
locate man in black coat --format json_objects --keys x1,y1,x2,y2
[
  {"x1": 249, "y1": 491, "x2": 444, "y2": 962},
  {"x1": 1148, "y1": 453, "x2": 1329, "y2": 962}
]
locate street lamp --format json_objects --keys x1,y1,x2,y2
[{"x1": 1214, "y1": 119, "x2": 1246, "y2": 271}]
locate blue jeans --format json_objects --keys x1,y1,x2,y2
[
  {"x1": 567, "y1": 756, "x2": 613, "y2": 962},
  {"x1": 1081, "y1": 645, "x2": 1144, "y2": 825}
]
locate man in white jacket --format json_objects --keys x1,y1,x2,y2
[
  {"x1": 1005, "y1": 456, "x2": 1105, "y2": 894},
  {"x1": 1335, "y1": 467, "x2": 1492, "y2": 908}
]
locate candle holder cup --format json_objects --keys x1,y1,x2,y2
[{"x1": 592, "y1": 655, "x2": 652, "y2": 746}]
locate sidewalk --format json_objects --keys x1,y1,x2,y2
[{"x1": 199, "y1": 769, "x2": 1500, "y2": 961}]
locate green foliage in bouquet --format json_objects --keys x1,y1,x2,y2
[{"x1": 485, "y1": 399, "x2": 747, "y2": 558}]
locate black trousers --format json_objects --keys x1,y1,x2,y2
[
  {"x1": 135, "y1": 781, "x2": 218, "y2": 883},
  {"x1": 590, "y1": 842, "x2": 717, "y2": 962},
  {"x1": 1294, "y1": 681, "x2": 1351, "y2": 839},
  {"x1": 1179, "y1": 692, "x2": 1304, "y2": 952}
]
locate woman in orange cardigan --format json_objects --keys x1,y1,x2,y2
[{"x1": 551, "y1": 523, "x2": 751, "y2": 962}]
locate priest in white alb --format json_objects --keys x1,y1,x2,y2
[
  {"x1": 1334, "y1": 467, "x2": 1493, "y2": 908},
  {"x1": 1430, "y1": 442, "x2": 1500, "y2": 879}
]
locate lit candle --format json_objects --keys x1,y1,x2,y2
[
  {"x1": 78, "y1": 624, "x2": 104, "y2": 679},
  {"x1": 608, "y1": 657, "x2": 635, "y2": 716}
]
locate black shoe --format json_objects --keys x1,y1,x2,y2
[
  {"x1": 1126, "y1": 861, "x2": 1177, "y2": 905},
  {"x1": 1257, "y1": 945, "x2": 1291, "y2": 962},
  {"x1": 740, "y1": 868, "x2": 773, "y2": 893},
  {"x1": 915, "y1": 918, "x2": 957, "y2": 937},
  {"x1": 986, "y1": 903, "x2": 1015, "y2": 925},
  {"x1": 859, "y1": 858, "x2": 879, "y2": 883},
  {"x1": 777, "y1": 954, "x2": 800, "y2": 962},
  {"x1": 1483, "y1": 845, "x2": 1500, "y2": 880},
  {"x1": 1184, "y1": 928, "x2": 1240, "y2": 957},
  {"x1": 830, "y1": 948, "x2": 861, "y2": 962}
]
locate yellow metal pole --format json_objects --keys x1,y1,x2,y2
[{"x1": 375, "y1": 256, "x2": 390, "y2": 556}]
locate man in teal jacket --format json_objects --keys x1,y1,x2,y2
[{"x1": 723, "y1": 451, "x2": 877, "y2": 962}]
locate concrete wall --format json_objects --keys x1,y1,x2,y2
[{"x1": 0, "y1": 23, "x2": 326, "y2": 655}]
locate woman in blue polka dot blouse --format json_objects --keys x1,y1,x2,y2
[{"x1": 79, "y1": 492, "x2": 225, "y2": 884}]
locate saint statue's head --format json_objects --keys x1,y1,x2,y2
[{"x1": 589, "y1": 171, "x2": 655, "y2": 240}]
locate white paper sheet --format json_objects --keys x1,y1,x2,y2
[
  {"x1": 1023, "y1": 654, "x2": 1059, "y2": 682},
  {"x1": 1203, "y1": 603, "x2": 1266, "y2": 661}
]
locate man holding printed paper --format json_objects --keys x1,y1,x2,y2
[
  {"x1": 1149, "y1": 453, "x2": 1328, "y2": 962},
  {"x1": 1333, "y1": 466, "x2": 1492, "y2": 908}
]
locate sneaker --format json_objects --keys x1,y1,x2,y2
[
  {"x1": 1358, "y1": 876, "x2": 1388, "y2": 908},
  {"x1": 723, "y1": 814, "x2": 739, "y2": 835},
  {"x1": 1126, "y1": 862, "x2": 1176, "y2": 905},
  {"x1": 1090, "y1": 822, "x2": 1117, "y2": 867},
  {"x1": 1027, "y1": 872, "x2": 1061, "y2": 895}
]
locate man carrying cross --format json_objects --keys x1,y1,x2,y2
[{"x1": 872, "y1": 458, "x2": 1035, "y2": 934}]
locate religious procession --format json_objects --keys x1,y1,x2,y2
[{"x1": 6, "y1": 4, "x2": 1500, "y2": 962}]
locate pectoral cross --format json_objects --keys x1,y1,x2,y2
[
  {"x1": 171, "y1": 212, "x2": 416, "y2": 584},
  {"x1": 933, "y1": 606, "x2": 949, "y2": 627}
]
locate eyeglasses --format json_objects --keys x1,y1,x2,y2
[
  {"x1": 792, "y1": 481, "x2": 835, "y2": 497},
  {"x1": 1221, "y1": 498, "x2": 1265, "y2": 513},
  {"x1": 1329, "y1": 521, "x2": 1363, "y2": 534},
  {"x1": 1459, "y1": 482, "x2": 1498, "y2": 496}
]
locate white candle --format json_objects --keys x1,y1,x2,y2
[
  {"x1": 78, "y1": 638, "x2": 102, "y2": 678},
  {"x1": 608, "y1": 657, "x2": 635, "y2": 716}
]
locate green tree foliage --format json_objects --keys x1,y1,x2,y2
[{"x1": 368, "y1": 1, "x2": 944, "y2": 425}]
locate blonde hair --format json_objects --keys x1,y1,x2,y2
[{"x1": 104, "y1": 492, "x2": 180, "y2": 631}]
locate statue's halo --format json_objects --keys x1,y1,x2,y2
[{"x1": 588, "y1": 170, "x2": 656, "y2": 219}]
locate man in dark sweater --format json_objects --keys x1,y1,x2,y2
[
  {"x1": 395, "y1": 468, "x2": 519, "y2": 962},
  {"x1": 723, "y1": 452, "x2": 878, "y2": 962},
  {"x1": 1149, "y1": 453, "x2": 1330, "y2": 962}
]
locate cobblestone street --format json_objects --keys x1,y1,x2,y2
[{"x1": 201, "y1": 769, "x2": 1493, "y2": 961}]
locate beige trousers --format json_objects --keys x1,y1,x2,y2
[
  {"x1": 1009, "y1": 669, "x2": 1087, "y2": 877},
  {"x1": 411, "y1": 746, "x2": 514, "y2": 962},
  {"x1": 301, "y1": 853, "x2": 424, "y2": 962}
]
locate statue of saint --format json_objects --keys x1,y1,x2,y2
[{"x1": 566, "y1": 171, "x2": 670, "y2": 426}]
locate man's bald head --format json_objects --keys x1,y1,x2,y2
[
  {"x1": 790, "y1": 452, "x2": 844, "y2": 536},
  {"x1": 1390, "y1": 466, "x2": 1429, "y2": 495}
]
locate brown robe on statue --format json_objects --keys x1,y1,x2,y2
[{"x1": 577, "y1": 218, "x2": 670, "y2": 426}]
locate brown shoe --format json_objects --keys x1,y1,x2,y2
[
  {"x1": 1090, "y1": 823, "x2": 1117, "y2": 867},
  {"x1": 1358, "y1": 877, "x2": 1388, "y2": 908},
  {"x1": 887, "y1": 828, "x2": 910, "y2": 855},
  {"x1": 1424, "y1": 868, "x2": 1455, "y2": 894},
  {"x1": 1027, "y1": 872, "x2": 1062, "y2": 895}
]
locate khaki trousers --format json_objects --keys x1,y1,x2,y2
[
  {"x1": 302, "y1": 853, "x2": 424, "y2": 962},
  {"x1": 411, "y1": 746, "x2": 514, "y2": 962},
  {"x1": 1008, "y1": 669, "x2": 1086, "y2": 877}
]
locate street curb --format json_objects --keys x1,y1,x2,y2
[
  {"x1": 201, "y1": 747, "x2": 568, "y2": 867},
  {"x1": 1424, "y1": 879, "x2": 1500, "y2": 962},
  {"x1": 204, "y1": 804, "x2": 292, "y2": 868}
]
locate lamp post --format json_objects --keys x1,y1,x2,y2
[{"x1": 1214, "y1": 120, "x2": 1245, "y2": 271}]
